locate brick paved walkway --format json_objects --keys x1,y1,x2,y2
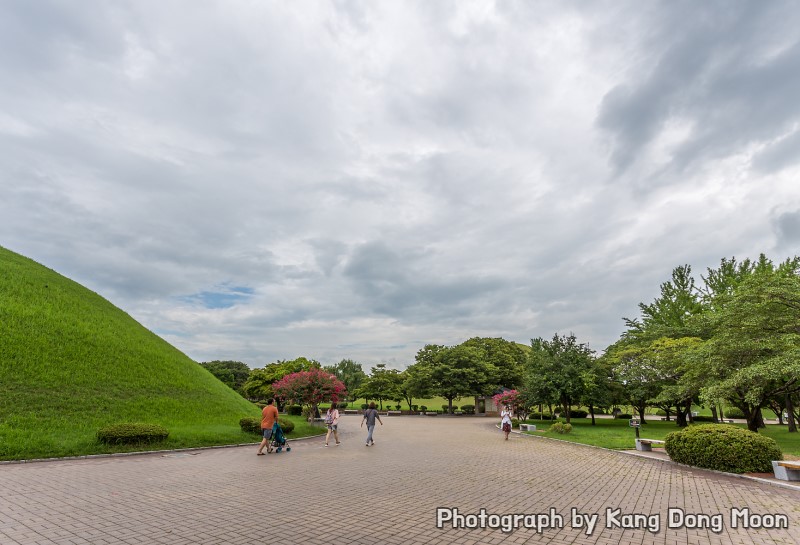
[{"x1": 1, "y1": 416, "x2": 798, "y2": 545}]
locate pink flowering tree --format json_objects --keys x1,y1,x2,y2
[
  {"x1": 493, "y1": 389, "x2": 527, "y2": 420},
  {"x1": 272, "y1": 368, "x2": 347, "y2": 421}
]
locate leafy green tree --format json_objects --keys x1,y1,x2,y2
[
  {"x1": 699, "y1": 264, "x2": 800, "y2": 432},
  {"x1": 429, "y1": 345, "x2": 493, "y2": 413},
  {"x1": 199, "y1": 360, "x2": 250, "y2": 392},
  {"x1": 241, "y1": 357, "x2": 321, "y2": 400},
  {"x1": 526, "y1": 333, "x2": 595, "y2": 423},
  {"x1": 460, "y1": 337, "x2": 526, "y2": 389},
  {"x1": 357, "y1": 364, "x2": 402, "y2": 410},
  {"x1": 399, "y1": 363, "x2": 432, "y2": 410},
  {"x1": 324, "y1": 359, "x2": 367, "y2": 403}
]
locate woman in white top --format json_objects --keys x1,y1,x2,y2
[
  {"x1": 500, "y1": 405, "x2": 513, "y2": 440},
  {"x1": 324, "y1": 402, "x2": 341, "y2": 447}
]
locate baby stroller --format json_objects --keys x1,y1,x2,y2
[{"x1": 270, "y1": 421, "x2": 291, "y2": 453}]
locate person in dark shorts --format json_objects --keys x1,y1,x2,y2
[{"x1": 257, "y1": 398, "x2": 279, "y2": 455}]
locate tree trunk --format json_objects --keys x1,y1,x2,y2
[
  {"x1": 787, "y1": 394, "x2": 797, "y2": 433},
  {"x1": 562, "y1": 396, "x2": 571, "y2": 424},
  {"x1": 675, "y1": 405, "x2": 688, "y2": 428},
  {"x1": 710, "y1": 405, "x2": 718, "y2": 424},
  {"x1": 746, "y1": 407, "x2": 761, "y2": 433},
  {"x1": 589, "y1": 404, "x2": 596, "y2": 426},
  {"x1": 635, "y1": 404, "x2": 647, "y2": 424}
]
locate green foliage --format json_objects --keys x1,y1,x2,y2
[
  {"x1": 460, "y1": 404, "x2": 475, "y2": 414},
  {"x1": 525, "y1": 333, "x2": 595, "y2": 422},
  {"x1": 239, "y1": 417, "x2": 261, "y2": 434},
  {"x1": 722, "y1": 407, "x2": 745, "y2": 419},
  {"x1": 567, "y1": 409, "x2": 589, "y2": 418},
  {"x1": 0, "y1": 246, "x2": 261, "y2": 460},
  {"x1": 323, "y1": 359, "x2": 367, "y2": 402},
  {"x1": 360, "y1": 404, "x2": 368, "y2": 410},
  {"x1": 548, "y1": 422, "x2": 573, "y2": 434},
  {"x1": 411, "y1": 404, "x2": 418, "y2": 411},
  {"x1": 615, "y1": 413, "x2": 632, "y2": 419},
  {"x1": 357, "y1": 364, "x2": 402, "y2": 408},
  {"x1": 97, "y1": 423, "x2": 169, "y2": 445},
  {"x1": 199, "y1": 360, "x2": 250, "y2": 392},
  {"x1": 286, "y1": 405, "x2": 302, "y2": 416},
  {"x1": 420, "y1": 405, "x2": 428, "y2": 412},
  {"x1": 277, "y1": 418, "x2": 294, "y2": 434},
  {"x1": 664, "y1": 424, "x2": 782, "y2": 473}
]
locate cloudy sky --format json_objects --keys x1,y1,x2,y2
[{"x1": 2, "y1": 1, "x2": 799, "y2": 370}]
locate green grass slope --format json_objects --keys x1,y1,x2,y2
[{"x1": 0, "y1": 246, "x2": 260, "y2": 460}]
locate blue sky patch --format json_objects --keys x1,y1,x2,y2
[{"x1": 181, "y1": 285, "x2": 254, "y2": 309}]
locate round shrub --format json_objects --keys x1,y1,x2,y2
[
  {"x1": 664, "y1": 424, "x2": 782, "y2": 474},
  {"x1": 722, "y1": 407, "x2": 745, "y2": 419},
  {"x1": 511, "y1": 418, "x2": 520, "y2": 428},
  {"x1": 568, "y1": 409, "x2": 588, "y2": 418},
  {"x1": 460, "y1": 404, "x2": 475, "y2": 414},
  {"x1": 277, "y1": 418, "x2": 294, "y2": 434},
  {"x1": 239, "y1": 417, "x2": 261, "y2": 434},
  {"x1": 361, "y1": 404, "x2": 368, "y2": 410},
  {"x1": 97, "y1": 423, "x2": 169, "y2": 445},
  {"x1": 411, "y1": 404, "x2": 418, "y2": 411},
  {"x1": 548, "y1": 422, "x2": 572, "y2": 434},
  {"x1": 692, "y1": 415, "x2": 715, "y2": 422},
  {"x1": 615, "y1": 413, "x2": 632, "y2": 419},
  {"x1": 338, "y1": 403, "x2": 348, "y2": 410},
  {"x1": 420, "y1": 405, "x2": 428, "y2": 412},
  {"x1": 286, "y1": 405, "x2": 303, "y2": 416}
]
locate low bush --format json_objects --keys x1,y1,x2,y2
[
  {"x1": 338, "y1": 403, "x2": 348, "y2": 410},
  {"x1": 395, "y1": 404, "x2": 402, "y2": 411},
  {"x1": 655, "y1": 409, "x2": 667, "y2": 416},
  {"x1": 528, "y1": 412, "x2": 553, "y2": 420},
  {"x1": 722, "y1": 407, "x2": 746, "y2": 419},
  {"x1": 286, "y1": 405, "x2": 302, "y2": 416},
  {"x1": 420, "y1": 405, "x2": 428, "y2": 412},
  {"x1": 567, "y1": 409, "x2": 588, "y2": 418},
  {"x1": 411, "y1": 404, "x2": 418, "y2": 411},
  {"x1": 361, "y1": 404, "x2": 368, "y2": 410},
  {"x1": 239, "y1": 417, "x2": 261, "y2": 434},
  {"x1": 277, "y1": 418, "x2": 294, "y2": 434},
  {"x1": 460, "y1": 404, "x2": 475, "y2": 414},
  {"x1": 615, "y1": 413, "x2": 632, "y2": 419},
  {"x1": 511, "y1": 418, "x2": 520, "y2": 428},
  {"x1": 548, "y1": 422, "x2": 573, "y2": 434},
  {"x1": 97, "y1": 423, "x2": 169, "y2": 445},
  {"x1": 664, "y1": 424, "x2": 782, "y2": 473},
  {"x1": 692, "y1": 415, "x2": 715, "y2": 422}
]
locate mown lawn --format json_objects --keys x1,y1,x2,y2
[{"x1": 522, "y1": 417, "x2": 800, "y2": 457}]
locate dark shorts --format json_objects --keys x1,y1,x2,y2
[
  {"x1": 327, "y1": 424, "x2": 337, "y2": 431},
  {"x1": 262, "y1": 428, "x2": 273, "y2": 440},
  {"x1": 502, "y1": 423, "x2": 511, "y2": 433}
]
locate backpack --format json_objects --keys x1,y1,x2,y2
[{"x1": 324, "y1": 410, "x2": 334, "y2": 425}]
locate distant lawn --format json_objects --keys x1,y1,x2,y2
[{"x1": 522, "y1": 417, "x2": 800, "y2": 457}]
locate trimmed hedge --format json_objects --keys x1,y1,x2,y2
[
  {"x1": 240, "y1": 416, "x2": 295, "y2": 435},
  {"x1": 460, "y1": 404, "x2": 475, "y2": 414},
  {"x1": 286, "y1": 405, "x2": 302, "y2": 416},
  {"x1": 664, "y1": 424, "x2": 782, "y2": 474},
  {"x1": 567, "y1": 409, "x2": 588, "y2": 418},
  {"x1": 548, "y1": 422, "x2": 573, "y2": 434},
  {"x1": 722, "y1": 407, "x2": 746, "y2": 419},
  {"x1": 97, "y1": 423, "x2": 169, "y2": 445},
  {"x1": 239, "y1": 417, "x2": 261, "y2": 434}
]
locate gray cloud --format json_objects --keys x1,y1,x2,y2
[{"x1": 2, "y1": 1, "x2": 799, "y2": 368}]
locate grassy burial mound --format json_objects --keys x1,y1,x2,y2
[{"x1": 0, "y1": 246, "x2": 259, "y2": 460}]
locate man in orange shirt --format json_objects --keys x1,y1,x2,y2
[{"x1": 257, "y1": 398, "x2": 280, "y2": 455}]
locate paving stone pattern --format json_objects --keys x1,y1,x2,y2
[{"x1": 1, "y1": 416, "x2": 798, "y2": 545}]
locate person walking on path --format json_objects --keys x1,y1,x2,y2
[
  {"x1": 500, "y1": 405, "x2": 513, "y2": 440},
  {"x1": 257, "y1": 398, "x2": 280, "y2": 455},
  {"x1": 361, "y1": 402, "x2": 383, "y2": 446},
  {"x1": 324, "y1": 402, "x2": 341, "y2": 447}
]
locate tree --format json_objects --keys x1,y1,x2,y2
[
  {"x1": 526, "y1": 333, "x2": 594, "y2": 423},
  {"x1": 199, "y1": 360, "x2": 250, "y2": 393},
  {"x1": 429, "y1": 345, "x2": 493, "y2": 413},
  {"x1": 242, "y1": 357, "x2": 321, "y2": 400},
  {"x1": 460, "y1": 337, "x2": 527, "y2": 389},
  {"x1": 324, "y1": 359, "x2": 367, "y2": 403},
  {"x1": 271, "y1": 368, "x2": 347, "y2": 419},
  {"x1": 399, "y1": 363, "x2": 432, "y2": 410},
  {"x1": 699, "y1": 264, "x2": 800, "y2": 432},
  {"x1": 357, "y1": 364, "x2": 402, "y2": 410}
]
